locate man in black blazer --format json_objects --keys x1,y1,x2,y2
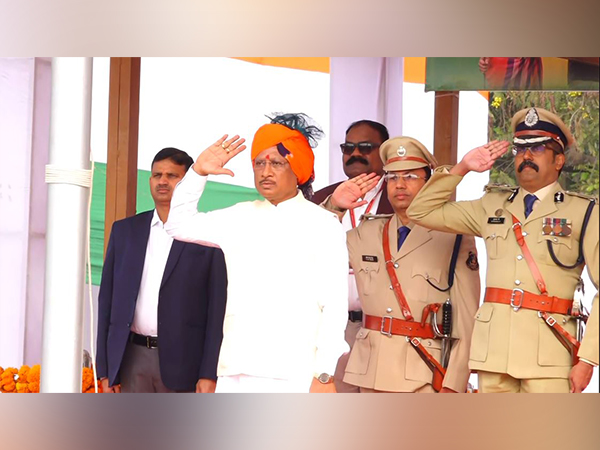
[
  {"x1": 311, "y1": 120, "x2": 393, "y2": 393},
  {"x1": 96, "y1": 148, "x2": 228, "y2": 393}
]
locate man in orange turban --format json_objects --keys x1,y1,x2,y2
[{"x1": 165, "y1": 114, "x2": 349, "y2": 393}]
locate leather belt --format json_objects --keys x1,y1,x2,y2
[
  {"x1": 129, "y1": 332, "x2": 158, "y2": 349},
  {"x1": 363, "y1": 314, "x2": 436, "y2": 339},
  {"x1": 348, "y1": 310, "x2": 363, "y2": 323},
  {"x1": 484, "y1": 287, "x2": 573, "y2": 315}
]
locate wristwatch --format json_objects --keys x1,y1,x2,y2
[{"x1": 317, "y1": 373, "x2": 334, "y2": 384}]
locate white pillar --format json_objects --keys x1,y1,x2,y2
[
  {"x1": 0, "y1": 57, "x2": 52, "y2": 368},
  {"x1": 329, "y1": 57, "x2": 404, "y2": 184},
  {"x1": 41, "y1": 58, "x2": 93, "y2": 393}
]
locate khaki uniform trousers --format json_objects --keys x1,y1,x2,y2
[
  {"x1": 359, "y1": 384, "x2": 436, "y2": 393},
  {"x1": 478, "y1": 371, "x2": 570, "y2": 393}
]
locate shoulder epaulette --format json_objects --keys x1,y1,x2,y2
[
  {"x1": 483, "y1": 183, "x2": 519, "y2": 194},
  {"x1": 361, "y1": 213, "x2": 394, "y2": 221},
  {"x1": 565, "y1": 191, "x2": 598, "y2": 203}
]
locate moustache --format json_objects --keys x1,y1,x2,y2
[
  {"x1": 346, "y1": 156, "x2": 369, "y2": 166},
  {"x1": 518, "y1": 160, "x2": 539, "y2": 172}
]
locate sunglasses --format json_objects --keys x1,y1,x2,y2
[
  {"x1": 511, "y1": 144, "x2": 550, "y2": 156},
  {"x1": 340, "y1": 142, "x2": 380, "y2": 155}
]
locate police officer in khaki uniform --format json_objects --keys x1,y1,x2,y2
[
  {"x1": 408, "y1": 107, "x2": 599, "y2": 393},
  {"x1": 325, "y1": 137, "x2": 481, "y2": 393}
]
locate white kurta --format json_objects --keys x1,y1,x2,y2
[{"x1": 165, "y1": 169, "x2": 349, "y2": 387}]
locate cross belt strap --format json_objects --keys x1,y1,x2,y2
[
  {"x1": 485, "y1": 287, "x2": 573, "y2": 315},
  {"x1": 383, "y1": 219, "x2": 414, "y2": 320},
  {"x1": 511, "y1": 215, "x2": 548, "y2": 294},
  {"x1": 407, "y1": 337, "x2": 446, "y2": 392},
  {"x1": 539, "y1": 311, "x2": 581, "y2": 365},
  {"x1": 363, "y1": 314, "x2": 436, "y2": 339}
]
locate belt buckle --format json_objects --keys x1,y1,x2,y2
[
  {"x1": 510, "y1": 288, "x2": 524, "y2": 311},
  {"x1": 146, "y1": 336, "x2": 153, "y2": 349},
  {"x1": 381, "y1": 316, "x2": 393, "y2": 337}
]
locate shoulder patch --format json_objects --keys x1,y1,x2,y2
[
  {"x1": 565, "y1": 191, "x2": 598, "y2": 204},
  {"x1": 466, "y1": 251, "x2": 479, "y2": 271},
  {"x1": 483, "y1": 183, "x2": 519, "y2": 193},
  {"x1": 361, "y1": 213, "x2": 394, "y2": 221}
]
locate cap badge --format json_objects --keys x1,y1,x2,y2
[
  {"x1": 524, "y1": 107, "x2": 539, "y2": 127},
  {"x1": 397, "y1": 146, "x2": 407, "y2": 157}
]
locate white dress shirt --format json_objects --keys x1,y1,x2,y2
[
  {"x1": 342, "y1": 177, "x2": 385, "y2": 312},
  {"x1": 165, "y1": 169, "x2": 349, "y2": 382},
  {"x1": 130, "y1": 210, "x2": 173, "y2": 337}
]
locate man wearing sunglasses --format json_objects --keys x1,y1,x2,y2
[
  {"x1": 408, "y1": 107, "x2": 599, "y2": 393},
  {"x1": 324, "y1": 137, "x2": 481, "y2": 393},
  {"x1": 312, "y1": 120, "x2": 393, "y2": 393}
]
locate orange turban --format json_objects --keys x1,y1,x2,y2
[{"x1": 251, "y1": 123, "x2": 315, "y2": 185}]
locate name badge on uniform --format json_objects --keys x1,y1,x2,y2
[
  {"x1": 487, "y1": 217, "x2": 505, "y2": 224},
  {"x1": 362, "y1": 255, "x2": 378, "y2": 263},
  {"x1": 542, "y1": 218, "x2": 572, "y2": 237}
]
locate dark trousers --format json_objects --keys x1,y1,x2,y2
[{"x1": 120, "y1": 340, "x2": 192, "y2": 393}]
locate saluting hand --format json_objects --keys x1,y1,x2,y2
[
  {"x1": 331, "y1": 172, "x2": 381, "y2": 210},
  {"x1": 450, "y1": 140, "x2": 510, "y2": 176},
  {"x1": 193, "y1": 134, "x2": 247, "y2": 177}
]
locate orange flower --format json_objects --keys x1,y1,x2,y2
[
  {"x1": 0, "y1": 367, "x2": 18, "y2": 393},
  {"x1": 16, "y1": 365, "x2": 31, "y2": 393},
  {"x1": 81, "y1": 367, "x2": 102, "y2": 393},
  {"x1": 27, "y1": 365, "x2": 41, "y2": 393}
]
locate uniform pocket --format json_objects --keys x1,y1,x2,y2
[
  {"x1": 345, "y1": 328, "x2": 372, "y2": 375},
  {"x1": 537, "y1": 232, "x2": 577, "y2": 266},
  {"x1": 411, "y1": 266, "x2": 443, "y2": 285},
  {"x1": 483, "y1": 225, "x2": 511, "y2": 260},
  {"x1": 537, "y1": 316, "x2": 573, "y2": 367},
  {"x1": 469, "y1": 303, "x2": 494, "y2": 362},
  {"x1": 357, "y1": 262, "x2": 381, "y2": 296},
  {"x1": 405, "y1": 338, "x2": 442, "y2": 383}
]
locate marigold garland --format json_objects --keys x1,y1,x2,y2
[
  {"x1": 16, "y1": 365, "x2": 30, "y2": 393},
  {"x1": 0, "y1": 364, "x2": 102, "y2": 393},
  {"x1": 0, "y1": 367, "x2": 18, "y2": 393}
]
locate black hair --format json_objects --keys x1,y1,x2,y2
[
  {"x1": 423, "y1": 166, "x2": 432, "y2": 181},
  {"x1": 345, "y1": 120, "x2": 390, "y2": 143},
  {"x1": 152, "y1": 147, "x2": 194, "y2": 172},
  {"x1": 545, "y1": 140, "x2": 566, "y2": 176}
]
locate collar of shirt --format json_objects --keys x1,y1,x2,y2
[
  {"x1": 151, "y1": 209, "x2": 164, "y2": 228},
  {"x1": 521, "y1": 181, "x2": 559, "y2": 206},
  {"x1": 257, "y1": 190, "x2": 306, "y2": 211}
]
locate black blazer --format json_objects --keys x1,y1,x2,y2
[
  {"x1": 311, "y1": 180, "x2": 393, "y2": 214},
  {"x1": 96, "y1": 210, "x2": 228, "y2": 391}
]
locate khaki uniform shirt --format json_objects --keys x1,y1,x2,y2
[
  {"x1": 407, "y1": 170, "x2": 599, "y2": 379},
  {"x1": 344, "y1": 213, "x2": 480, "y2": 392}
]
